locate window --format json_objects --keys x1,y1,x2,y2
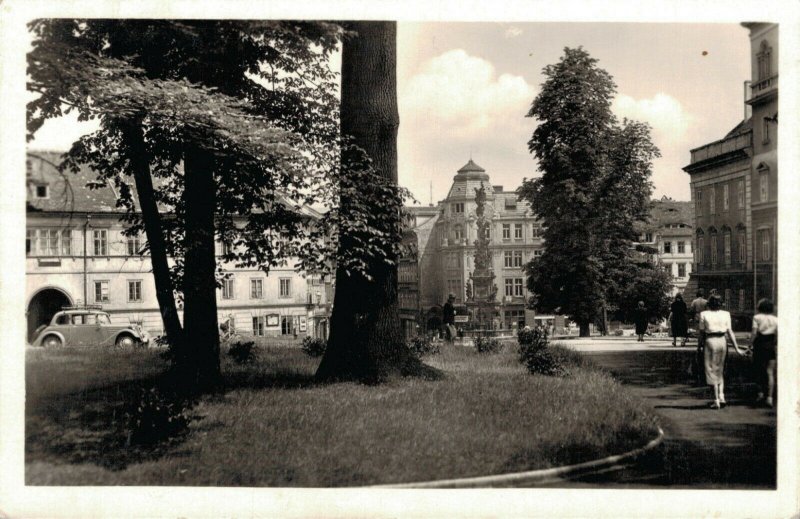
[
  {"x1": 504, "y1": 278, "x2": 514, "y2": 297},
  {"x1": 757, "y1": 40, "x2": 771, "y2": 81},
  {"x1": 514, "y1": 223, "x2": 523, "y2": 240},
  {"x1": 252, "y1": 316, "x2": 265, "y2": 336},
  {"x1": 531, "y1": 225, "x2": 542, "y2": 238},
  {"x1": 505, "y1": 310, "x2": 525, "y2": 329},
  {"x1": 250, "y1": 279, "x2": 263, "y2": 299},
  {"x1": 28, "y1": 229, "x2": 71, "y2": 257},
  {"x1": 759, "y1": 229, "x2": 771, "y2": 261},
  {"x1": 34, "y1": 184, "x2": 49, "y2": 199},
  {"x1": 695, "y1": 190, "x2": 703, "y2": 213},
  {"x1": 93, "y1": 229, "x2": 108, "y2": 256},
  {"x1": 127, "y1": 233, "x2": 141, "y2": 256},
  {"x1": 739, "y1": 289, "x2": 746, "y2": 312},
  {"x1": 534, "y1": 249, "x2": 542, "y2": 257},
  {"x1": 128, "y1": 280, "x2": 142, "y2": 302},
  {"x1": 502, "y1": 224, "x2": 511, "y2": 240},
  {"x1": 513, "y1": 250, "x2": 523, "y2": 267},
  {"x1": 762, "y1": 117, "x2": 770, "y2": 145},
  {"x1": 724, "y1": 289, "x2": 732, "y2": 310},
  {"x1": 281, "y1": 316, "x2": 294, "y2": 336},
  {"x1": 505, "y1": 198, "x2": 517, "y2": 210},
  {"x1": 759, "y1": 171, "x2": 769, "y2": 202},
  {"x1": 453, "y1": 225, "x2": 463, "y2": 242},
  {"x1": 94, "y1": 281, "x2": 109, "y2": 303},
  {"x1": 221, "y1": 241, "x2": 233, "y2": 256},
  {"x1": 710, "y1": 234, "x2": 718, "y2": 265},
  {"x1": 25, "y1": 230, "x2": 32, "y2": 255},
  {"x1": 737, "y1": 180, "x2": 745, "y2": 208},
  {"x1": 452, "y1": 203, "x2": 464, "y2": 214},
  {"x1": 644, "y1": 232, "x2": 653, "y2": 243},
  {"x1": 280, "y1": 278, "x2": 291, "y2": 298},
  {"x1": 514, "y1": 278, "x2": 524, "y2": 296},
  {"x1": 738, "y1": 232, "x2": 747, "y2": 264},
  {"x1": 723, "y1": 184, "x2": 729, "y2": 210},
  {"x1": 61, "y1": 230, "x2": 71, "y2": 255},
  {"x1": 446, "y1": 252, "x2": 461, "y2": 269},
  {"x1": 678, "y1": 263, "x2": 686, "y2": 278},
  {"x1": 709, "y1": 188, "x2": 715, "y2": 215},
  {"x1": 504, "y1": 251, "x2": 513, "y2": 268},
  {"x1": 695, "y1": 236, "x2": 705, "y2": 265},
  {"x1": 723, "y1": 233, "x2": 732, "y2": 266},
  {"x1": 663, "y1": 241, "x2": 671, "y2": 254},
  {"x1": 697, "y1": 236, "x2": 704, "y2": 264},
  {"x1": 677, "y1": 241, "x2": 685, "y2": 254},
  {"x1": 222, "y1": 277, "x2": 235, "y2": 299}
]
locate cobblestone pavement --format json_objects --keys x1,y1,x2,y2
[{"x1": 539, "y1": 337, "x2": 777, "y2": 489}]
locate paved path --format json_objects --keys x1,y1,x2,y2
[{"x1": 542, "y1": 337, "x2": 777, "y2": 489}]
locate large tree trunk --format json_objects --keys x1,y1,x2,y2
[
  {"x1": 316, "y1": 22, "x2": 437, "y2": 383},
  {"x1": 180, "y1": 147, "x2": 221, "y2": 391},
  {"x1": 121, "y1": 121, "x2": 185, "y2": 349},
  {"x1": 579, "y1": 321, "x2": 591, "y2": 337}
]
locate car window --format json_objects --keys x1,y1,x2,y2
[
  {"x1": 85, "y1": 314, "x2": 98, "y2": 325},
  {"x1": 55, "y1": 314, "x2": 70, "y2": 325},
  {"x1": 97, "y1": 314, "x2": 111, "y2": 325},
  {"x1": 72, "y1": 314, "x2": 85, "y2": 325}
]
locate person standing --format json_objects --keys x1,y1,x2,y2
[
  {"x1": 669, "y1": 293, "x2": 689, "y2": 347},
  {"x1": 751, "y1": 298, "x2": 778, "y2": 407},
  {"x1": 698, "y1": 294, "x2": 748, "y2": 409},
  {"x1": 442, "y1": 294, "x2": 456, "y2": 343},
  {"x1": 633, "y1": 301, "x2": 648, "y2": 342}
]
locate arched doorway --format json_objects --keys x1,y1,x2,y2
[{"x1": 27, "y1": 288, "x2": 72, "y2": 342}]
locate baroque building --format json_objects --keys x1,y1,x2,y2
[
  {"x1": 403, "y1": 159, "x2": 543, "y2": 332},
  {"x1": 25, "y1": 151, "x2": 332, "y2": 343},
  {"x1": 682, "y1": 22, "x2": 777, "y2": 329}
]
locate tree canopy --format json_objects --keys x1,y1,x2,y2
[{"x1": 519, "y1": 47, "x2": 664, "y2": 335}]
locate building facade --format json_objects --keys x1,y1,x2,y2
[
  {"x1": 634, "y1": 197, "x2": 695, "y2": 296},
  {"x1": 404, "y1": 160, "x2": 544, "y2": 332},
  {"x1": 683, "y1": 22, "x2": 777, "y2": 328},
  {"x1": 25, "y1": 151, "x2": 332, "y2": 343}
]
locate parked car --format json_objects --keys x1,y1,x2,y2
[{"x1": 32, "y1": 309, "x2": 150, "y2": 348}]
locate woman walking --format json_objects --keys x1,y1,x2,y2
[
  {"x1": 751, "y1": 298, "x2": 778, "y2": 407},
  {"x1": 633, "y1": 301, "x2": 648, "y2": 342},
  {"x1": 698, "y1": 294, "x2": 747, "y2": 409},
  {"x1": 669, "y1": 293, "x2": 689, "y2": 347}
]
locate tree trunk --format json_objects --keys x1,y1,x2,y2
[
  {"x1": 316, "y1": 22, "x2": 437, "y2": 383},
  {"x1": 120, "y1": 121, "x2": 185, "y2": 349},
  {"x1": 180, "y1": 147, "x2": 221, "y2": 391},
  {"x1": 579, "y1": 321, "x2": 591, "y2": 337}
]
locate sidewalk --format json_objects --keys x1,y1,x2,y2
[{"x1": 545, "y1": 339, "x2": 776, "y2": 488}]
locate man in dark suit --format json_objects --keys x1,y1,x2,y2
[{"x1": 443, "y1": 294, "x2": 456, "y2": 343}]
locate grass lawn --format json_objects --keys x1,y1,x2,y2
[{"x1": 26, "y1": 342, "x2": 660, "y2": 486}]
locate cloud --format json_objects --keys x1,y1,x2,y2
[
  {"x1": 401, "y1": 49, "x2": 535, "y2": 137},
  {"x1": 504, "y1": 26, "x2": 523, "y2": 39},
  {"x1": 613, "y1": 93, "x2": 693, "y2": 141}
]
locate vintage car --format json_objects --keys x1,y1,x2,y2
[{"x1": 32, "y1": 309, "x2": 150, "y2": 348}]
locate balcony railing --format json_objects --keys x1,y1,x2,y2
[
  {"x1": 689, "y1": 132, "x2": 752, "y2": 164},
  {"x1": 751, "y1": 74, "x2": 778, "y2": 95}
]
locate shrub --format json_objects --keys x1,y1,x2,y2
[
  {"x1": 407, "y1": 335, "x2": 440, "y2": 358},
  {"x1": 518, "y1": 327, "x2": 568, "y2": 377},
  {"x1": 301, "y1": 336, "x2": 327, "y2": 357},
  {"x1": 124, "y1": 387, "x2": 195, "y2": 446},
  {"x1": 228, "y1": 340, "x2": 257, "y2": 364},
  {"x1": 613, "y1": 329, "x2": 624, "y2": 336},
  {"x1": 474, "y1": 336, "x2": 502, "y2": 354}
]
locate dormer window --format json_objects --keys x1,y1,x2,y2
[
  {"x1": 452, "y1": 203, "x2": 464, "y2": 214},
  {"x1": 35, "y1": 184, "x2": 49, "y2": 199}
]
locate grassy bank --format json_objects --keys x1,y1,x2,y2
[{"x1": 26, "y1": 342, "x2": 659, "y2": 486}]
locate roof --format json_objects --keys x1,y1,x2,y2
[
  {"x1": 26, "y1": 150, "x2": 321, "y2": 219},
  {"x1": 646, "y1": 198, "x2": 694, "y2": 229},
  {"x1": 724, "y1": 118, "x2": 753, "y2": 138},
  {"x1": 457, "y1": 159, "x2": 486, "y2": 174}
]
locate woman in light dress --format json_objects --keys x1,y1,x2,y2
[
  {"x1": 698, "y1": 294, "x2": 748, "y2": 409},
  {"x1": 751, "y1": 298, "x2": 778, "y2": 407}
]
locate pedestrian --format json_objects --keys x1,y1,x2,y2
[
  {"x1": 442, "y1": 294, "x2": 456, "y2": 343},
  {"x1": 698, "y1": 294, "x2": 748, "y2": 409},
  {"x1": 751, "y1": 298, "x2": 778, "y2": 407},
  {"x1": 633, "y1": 301, "x2": 648, "y2": 342},
  {"x1": 669, "y1": 293, "x2": 689, "y2": 347}
]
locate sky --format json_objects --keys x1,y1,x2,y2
[{"x1": 28, "y1": 22, "x2": 752, "y2": 205}]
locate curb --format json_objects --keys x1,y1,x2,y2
[{"x1": 369, "y1": 427, "x2": 665, "y2": 488}]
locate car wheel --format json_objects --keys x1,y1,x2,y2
[
  {"x1": 42, "y1": 335, "x2": 63, "y2": 348},
  {"x1": 115, "y1": 334, "x2": 137, "y2": 348}
]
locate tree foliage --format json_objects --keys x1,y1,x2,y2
[{"x1": 519, "y1": 47, "x2": 662, "y2": 336}]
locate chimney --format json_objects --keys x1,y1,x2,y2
[{"x1": 744, "y1": 80, "x2": 752, "y2": 120}]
